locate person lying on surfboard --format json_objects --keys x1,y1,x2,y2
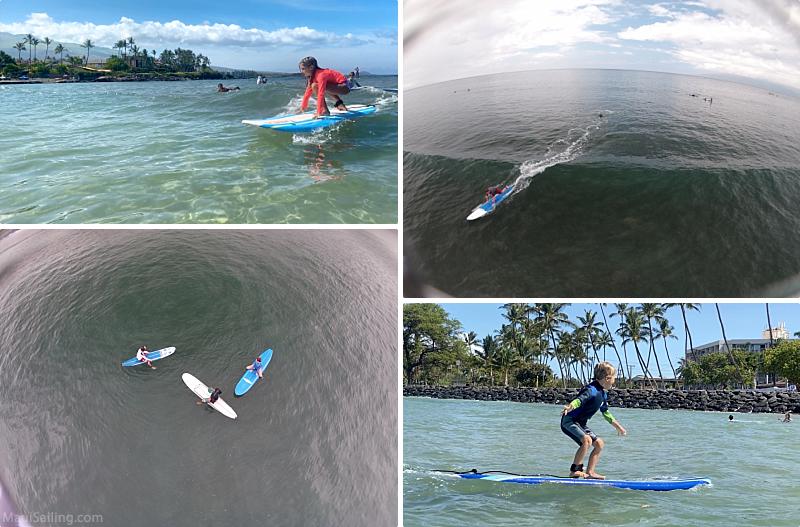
[
  {"x1": 245, "y1": 356, "x2": 265, "y2": 379},
  {"x1": 136, "y1": 345, "x2": 156, "y2": 370},
  {"x1": 299, "y1": 56, "x2": 350, "y2": 117},
  {"x1": 198, "y1": 387, "x2": 223, "y2": 406},
  {"x1": 782, "y1": 412, "x2": 792, "y2": 422},
  {"x1": 217, "y1": 83, "x2": 240, "y2": 93},
  {"x1": 484, "y1": 185, "x2": 508, "y2": 203},
  {"x1": 560, "y1": 362, "x2": 627, "y2": 479}
]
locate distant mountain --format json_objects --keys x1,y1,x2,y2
[{"x1": 0, "y1": 31, "x2": 113, "y2": 61}]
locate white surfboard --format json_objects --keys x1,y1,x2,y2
[{"x1": 182, "y1": 372, "x2": 237, "y2": 419}]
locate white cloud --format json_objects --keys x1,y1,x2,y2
[
  {"x1": 404, "y1": 0, "x2": 621, "y2": 88},
  {"x1": 404, "y1": 0, "x2": 800, "y2": 92},
  {"x1": 648, "y1": 4, "x2": 675, "y2": 17},
  {"x1": 618, "y1": 1, "x2": 800, "y2": 91},
  {"x1": 0, "y1": 12, "x2": 379, "y2": 49}
]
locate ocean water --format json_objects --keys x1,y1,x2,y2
[
  {"x1": 0, "y1": 76, "x2": 398, "y2": 224},
  {"x1": 403, "y1": 69, "x2": 800, "y2": 296},
  {"x1": 404, "y1": 397, "x2": 799, "y2": 527},
  {"x1": 0, "y1": 230, "x2": 397, "y2": 526}
]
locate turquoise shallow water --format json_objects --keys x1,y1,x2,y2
[
  {"x1": 0, "y1": 76, "x2": 397, "y2": 224},
  {"x1": 404, "y1": 397, "x2": 799, "y2": 527}
]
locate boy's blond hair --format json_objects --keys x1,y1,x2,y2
[{"x1": 594, "y1": 361, "x2": 616, "y2": 381}]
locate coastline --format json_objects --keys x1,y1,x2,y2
[
  {"x1": 404, "y1": 385, "x2": 800, "y2": 414},
  {"x1": 1, "y1": 76, "x2": 197, "y2": 84}
]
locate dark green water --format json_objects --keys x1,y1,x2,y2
[
  {"x1": 403, "y1": 69, "x2": 800, "y2": 296},
  {"x1": 0, "y1": 77, "x2": 398, "y2": 223},
  {"x1": 0, "y1": 230, "x2": 397, "y2": 526},
  {"x1": 405, "y1": 397, "x2": 799, "y2": 527}
]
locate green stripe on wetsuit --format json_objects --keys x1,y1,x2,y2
[{"x1": 569, "y1": 399, "x2": 614, "y2": 423}]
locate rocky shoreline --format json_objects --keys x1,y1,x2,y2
[{"x1": 404, "y1": 385, "x2": 800, "y2": 413}]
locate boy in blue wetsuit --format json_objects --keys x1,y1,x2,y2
[{"x1": 560, "y1": 361, "x2": 627, "y2": 479}]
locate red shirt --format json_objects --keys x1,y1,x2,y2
[{"x1": 301, "y1": 68, "x2": 347, "y2": 113}]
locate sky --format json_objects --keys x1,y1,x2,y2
[
  {"x1": 433, "y1": 302, "x2": 800, "y2": 378},
  {"x1": 404, "y1": 0, "x2": 800, "y2": 93},
  {"x1": 0, "y1": 0, "x2": 397, "y2": 72}
]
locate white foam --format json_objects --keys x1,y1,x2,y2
[{"x1": 513, "y1": 117, "x2": 604, "y2": 192}]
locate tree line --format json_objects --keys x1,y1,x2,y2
[
  {"x1": 403, "y1": 303, "x2": 800, "y2": 390},
  {"x1": 2, "y1": 33, "x2": 216, "y2": 78}
]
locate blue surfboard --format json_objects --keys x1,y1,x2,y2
[
  {"x1": 458, "y1": 472, "x2": 710, "y2": 491},
  {"x1": 122, "y1": 346, "x2": 176, "y2": 367},
  {"x1": 242, "y1": 104, "x2": 376, "y2": 132},
  {"x1": 466, "y1": 184, "x2": 515, "y2": 221},
  {"x1": 235, "y1": 348, "x2": 273, "y2": 396}
]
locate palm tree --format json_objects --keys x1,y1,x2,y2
[
  {"x1": 477, "y1": 335, "x2": 498, "y2": 386},
  {"x1": 525, "y1": 304, "x2": 547, "y2": 366},
  {"x1": 553, "y1": 330, "x2": 576, "y2": 386},
  {"x1": 500, "y1": 303, "x2": 527, "y2": 360},
  {"x1": 654, "y1": 319, "x2": 679, "y2": 382},
  {"x1": 594, "y1": 330, "x2": 613, "y2": 363},
  {"x1": 610, "y1": 303, "x2": 632, "y2": 382},
  {"x1": 571, "y1": 329, "x2": 591, "y2": 383},
  {"x1": 714, "y1": 303, "x2": 743, "y2": 385},
  {"x1": 534, "y1": 303, "x2": 572, "y2": 387},
  {"x1": 577, "y1": 309, "x2": 604, "y2": 365},
  {"x1": 126, "y1": 36, "x2": 136, "y2": 65},
  {"x1": 494, "y1": 329, "x2": 522, "y2": 386},
  {"x1": 80, "y1": 39, "x2": 94, "y2": 65},
  {"x1": 130, "y1": 45, "x2": 141, "y2": 68},
  {"x1": 640, "y1": 303, "x2": 666, "y2": 388},
  {"x1": 25, "y1": 34, "x2": 33, "y2": 63},
  {"x1": 31, "y1": 37, "x2": 40, "y2": 61},
  {"x1": 618, "y1": 307, "x2": 657, "y2": 389},
  {"x1": 765, "y1": 303, "x2": 774, "y2": 347},
  {"x1": 598, "y1": 303, "x2": 626, "y2": 382},
  {"x1": 664, "y1": 303, "x2": 701, "y2": 364},
  {"x1": 43, "y1": 37, "x2": 52, "y2": 60},
  {"x1": 13, "y1": 42, "x2": 26, "y2": 62},
  {"x1": 53, "y1": 44, "x2": 64, "y2": 64}
]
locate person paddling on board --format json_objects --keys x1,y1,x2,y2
[
  {"x1": 136, "y1": 345, "x2": 156, "y2": 369},
  {"x1": 245, "y1": 356, "x2": 265, "y2": 379},
  {"x1": 299, "y1": 56, "x2": 350, "y2": 117},
  {"x1": 197, "y1": 387, "x2": 223, "y2": 406},
  {"x1": 217, "y1": 83, "x2": 240, "y2": 92},
  {"x1": 485, "y1": 184, "x2": 507, "y2": 204},
  {"x1": 781, "y1": 412, "x2": 792, "y2": 422},
  {"x1": 346, "y1": 71, "x2": 361, "y2": 89},
  {"x1": 560, "y1": 362, "x2": 627, "y2": 479}
]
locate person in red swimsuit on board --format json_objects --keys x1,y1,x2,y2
[
  {"x1": 299, "y1": 56, "x2": 350, "y2": 117},
  {"x1": 484, "y1": 184, "x2": 508, "y2": 203}
]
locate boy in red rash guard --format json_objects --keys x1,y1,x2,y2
[{"x1": 299, "y1": 56, "x2": 350, "y2": 117}]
